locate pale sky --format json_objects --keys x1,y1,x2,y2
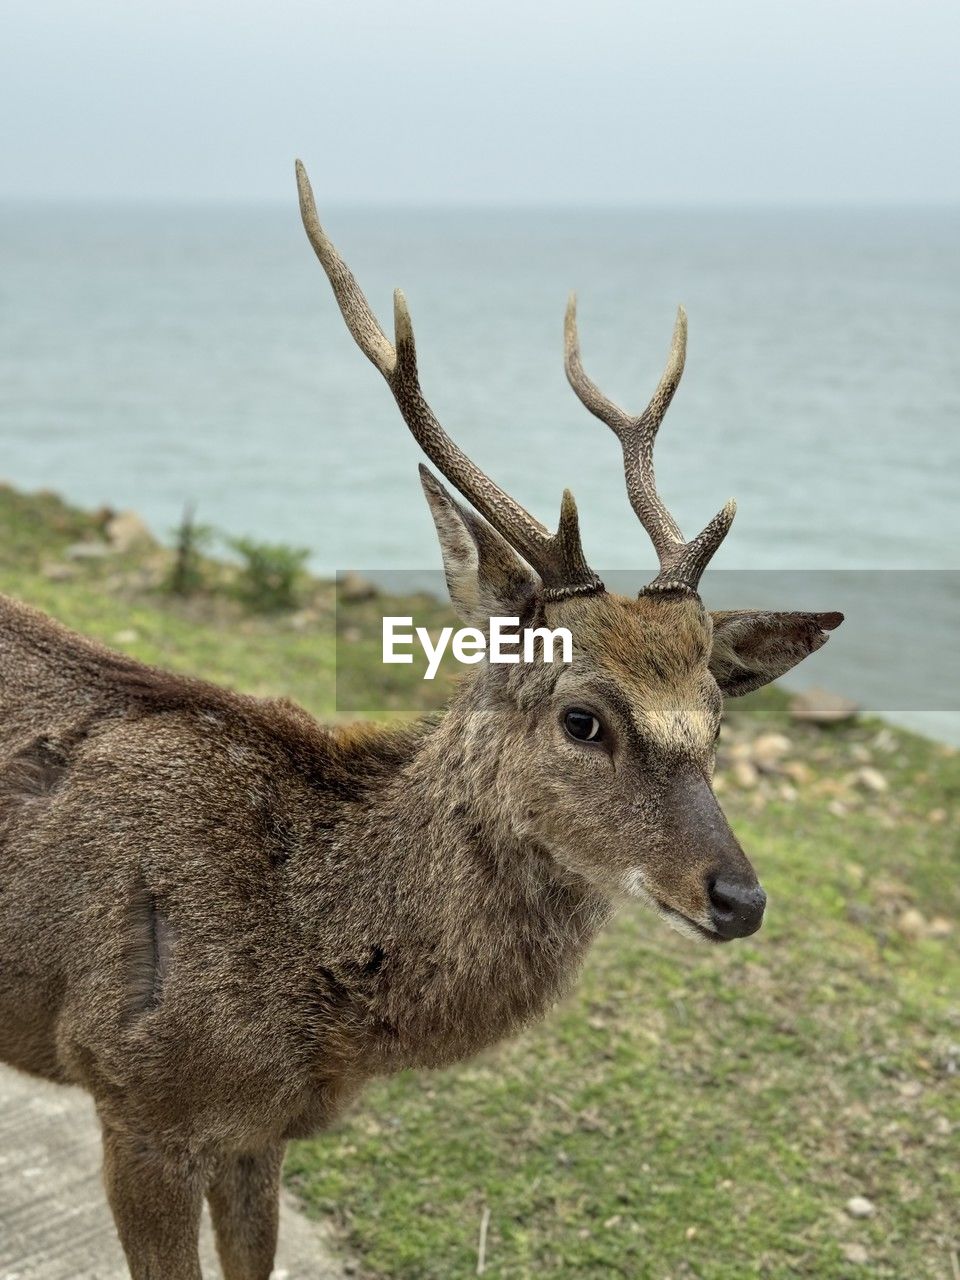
[{"x1": 1, "y1": 0, "x2": 957, "y2": 205}]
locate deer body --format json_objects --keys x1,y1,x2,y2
[
  {"x1": 1, "y1": 594, "x2": 614, "y2": 1277},
  {"x1": 0, "y1": 164, "x2": 842, "y2": 1278},
  {"x1": 0, "y1": 595, "x2": 607, "y2": 1098}
]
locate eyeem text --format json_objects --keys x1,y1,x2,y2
[{"x1": 382, "y1": 616, "x2": 573, "y2": 681}]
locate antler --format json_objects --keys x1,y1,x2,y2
[
  {"x1": 296, "y1": 161, "x2": 603, "y2": 600},
  {"x1": 564, "y1": 295, "x2": 736, "y2": 594}
]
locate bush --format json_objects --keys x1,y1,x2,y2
[
  {"x1": 229, "y1": 537, "x2": 310, "y2": 612},
  {"x1": 165, "y1": 504, "x2": 214, "y2": 597}
]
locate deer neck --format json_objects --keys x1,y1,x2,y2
[{"x1": 323, "y1": 685, "x2": 612, "y2": 1072}]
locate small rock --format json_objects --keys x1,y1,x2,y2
[
  {"x1": 106, "y1": 510, "x2": 155, "y2": 553},
  {"x1": 789, "y1": 687, "x2": 859, "y2": 725},
  {"x1": 841, "y1": 1243, "x2": 869, "y2": 1265},
  {"x1": 778, "y1": 783, "x2": 798, "y2": 802},
  {"x1": 338, "y1": 572, "x2": 378, "y2": 603},
  {"x1": 65, "y1": 540, "x2": 111, "y2": 560},
  {"x1": 814, "y1": 777, "x2": 853, "y2": 798},
  {"x1": 846, "y1": 1196, "x2": 875, "y2": 1219},
  {"x1": 41, "y1": 560, "x2": 76, "y2": 582},
  {"x1": 897, "y1": 908, "x2": 927, "y2": 940},
  {"x1": 750, "y1": 732, "x2": 792, "y2": 771},
  {"x1": 852, "y1": 766, "x2": 888, "y2": 794},
  {"x1": 112, "y1": 629, "x2": 139, "y2": 645},
  {"x1": 928, "y1": 808, "x2": 947, "y2": 825},
  {"x1": 732, "y1": 759, "x2": 759, "y2": 789},
  {"x1": 927, "y1": 916, "x2": 953, "y2": 939},
  {"x1": 783, "y1": 760, "x2": 814, "y2": 786},
  {"x1": 827, "y1": 799, "x2": 850, "y2": 818},
  {"x1": 873, "y1": 877, "x2": 912, "y2": 906}
]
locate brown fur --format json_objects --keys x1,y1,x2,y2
[{"x1": 0, "y1": 550, "x2": 839, "y2": 1278}]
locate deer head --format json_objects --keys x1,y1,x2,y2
[{"x1": 297, "y1": 161, "x2": 842, "y2": 943}]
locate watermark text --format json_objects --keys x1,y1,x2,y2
[{"x1": 383, "y1": 616, "x2": 572, "y2": 680}]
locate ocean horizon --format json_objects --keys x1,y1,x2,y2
[{"x1": 2, "y1": 201, "x2": 957, "y2": 738}]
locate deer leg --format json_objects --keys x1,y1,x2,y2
[
  {"x1": 101, "y1": 1123, "x2": 206, "y2": 1280},
  {"x1": 206, "y1": 1144, "x2": 286, "y2": 1280}
]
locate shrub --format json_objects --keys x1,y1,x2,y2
[
  {"x1": 229, "y1": 537, "x2": 310, "y2": 612},
  {"x1": 165, "y1": 504, "x2": 213, "y2": 597}
]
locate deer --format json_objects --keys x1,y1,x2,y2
[{"x1": 0, "y1": 160, "x2": 843, "y2": 1280}]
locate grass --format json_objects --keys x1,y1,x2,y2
[{"x1": 1, "y1": 484, "x2": 957, "y2": 1279}]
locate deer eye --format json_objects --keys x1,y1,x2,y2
[{"x1": 563, "y1": 708, "x2": 603, "y2": 743}]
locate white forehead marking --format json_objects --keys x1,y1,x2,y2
[{"x1": 637, "y1": 699, "x2": 715, "y2": 755}]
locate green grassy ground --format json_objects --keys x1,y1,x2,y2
[{"x1": 1, "y1": 485, "x2": 957, "y2": 1280}]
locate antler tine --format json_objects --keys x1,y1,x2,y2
[
  {"x1": 563, "y1": 294, "x2": 735, "y2": 594},
  {"x1": 564, "y1": 294, "x2": 686, "y2": 555},
  {"x1": 296, "y1": 162, "x2": 397, "y2": 379},
  {"x1": 297, "y1": 160, "x2": 602, "y2": 598}
]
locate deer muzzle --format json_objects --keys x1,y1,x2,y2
[{"x1": 659, "y1": 768, "x2": 766, "y2": 941}]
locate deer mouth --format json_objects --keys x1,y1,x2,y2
[{"x1": 655, "y1": 901, "x2": 725, "y2": 944}]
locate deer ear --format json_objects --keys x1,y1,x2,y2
[
  {"x1": 419, "y1": 466, "x2": 540, "y2": 626},
  {"x1": 708, "y1": 610, "x2": 843, "y2": 697}
]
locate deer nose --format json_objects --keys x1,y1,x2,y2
[{"x1": 707, "y1": 875, "x2": 767, "y2": 939}]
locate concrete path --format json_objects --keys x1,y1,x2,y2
[{"x1": 0, "y1": 1068, "x2": 346, "y2": 1280}]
